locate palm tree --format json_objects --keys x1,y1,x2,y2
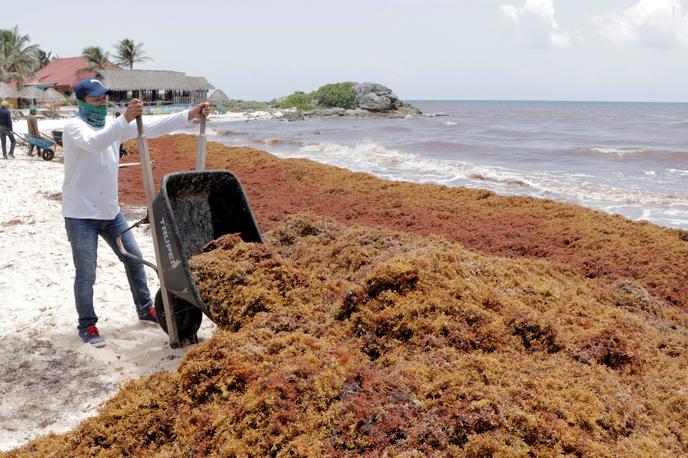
[
  {"x1": 112, "y1": 38, "x2": 152, "y2": 69},
  {"x1": 0, "y1": 26, "x2": 39, "y2": 86},
  {"x1": 35, "y1": 48, "x2": 55, "y2": 70},
  {"x1": 79, "y1": 46, "x2": 110, "y2": 74}
]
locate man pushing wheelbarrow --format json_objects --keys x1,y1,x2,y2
[
  {"x1": 12, "y1": 106, "x2": 59, "y2": 160},
  {"x1": 62, "y1": 78, "x2": 210, "y2": 347},
  {"x1": 26, "y1": 107, "x2": 41, "y2": 156}
]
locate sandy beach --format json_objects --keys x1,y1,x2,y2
[
  {"x1": 0, "y1": 124, "x2": 219, "y2": 451},
  {"x1": 0, "y1": 110, "x2": 282, "y2": 451}
]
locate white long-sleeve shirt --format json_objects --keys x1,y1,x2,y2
[{"x1": 62, "y1": 110, "x2": 192, "y2": 219}]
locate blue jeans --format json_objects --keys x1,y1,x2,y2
[
  {"x1": 0, "y1": 127, "x2": 15, "y2": 158},
  {"x1": 65, "y1": 212, "x2": 153, "y2": 331}
]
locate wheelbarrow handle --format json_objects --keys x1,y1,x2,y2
[
  {"x1": 133, "y1": 113, "x2": 185, "y2": 347},
  {"x1": 196, "y1": 114, "x2": 207, "y2": 171},
  {"x1": 136, "y1": 115, "x2": 144, "y2": 136}
]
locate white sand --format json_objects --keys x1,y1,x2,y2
[{"x1": 0, "y1": 120, "x2": 224, "y2": 451}]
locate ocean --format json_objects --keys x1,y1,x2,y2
[{"x1": 208, "y1": 100, "x2": 688, "y2": 230}]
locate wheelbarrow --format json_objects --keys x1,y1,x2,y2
[
  {"x1": 12, "y1": 131, "x2": 58, "y2": 161},
  {"x1": 118, "y1": 114, "x2": 263, "y2": 348}
]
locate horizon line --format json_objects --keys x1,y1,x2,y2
[{"x1": 401, "y1": 98, "x2": 688, "y2": 104}]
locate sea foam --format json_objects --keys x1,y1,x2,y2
[
  {"x1": 589, "y1": 147, "x2": 647, "y2": 156},
  {"x1": 280, "y1": 142, "x2": 688, "y2": 209}
]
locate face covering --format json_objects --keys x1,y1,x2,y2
[{"x1": 77, "y1": 99, "x2": 108, "y2": 128}]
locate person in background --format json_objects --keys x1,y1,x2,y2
[
  {"x1": 26, "y1": 106, "x2": 40, "y2": 156},
  {"x1": 114, "y1": 112, "x2": 128, "y2": 157},
  {"x1": 63, "y1": 78, "x2": 210, "y2": 347},
  {"x1": 0, "y1": 100, "x2": 15, "y2": 159}
]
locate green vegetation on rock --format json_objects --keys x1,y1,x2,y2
[
  {"x1": 273, "y1": 91, "x2": 315, "y2": 111},
  {"x1": 273, "y1": 82, "x2": 358, "y2": 111},
  {"x1": 211, "y1": 99, "x2": 269, "y2": 112},
  {"x1": 312, "y1": 82, "x2": 358, "y2": 109}
]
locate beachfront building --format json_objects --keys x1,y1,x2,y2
[
  {"x1": 22, "y1": 57, "x2": 120, "y2": 96},
  {"x1": 95, "y1": 69, "x2": 214, "y2": 106}
]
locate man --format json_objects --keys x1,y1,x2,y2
[
  {"x1": 26, "y1": 106, "x2": 40, "y2": 156},
  {"x1": 63, "y1": 78, "x2": 209, "y2": 346},
  {"x1": 114, "y1": 112, "x2": 128, "y2": 157},
  {"x1": 0, "y1": 100, "x2": 15, "y2": 159}
]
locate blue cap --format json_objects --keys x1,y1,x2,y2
[{"x1": 75, "y1": 78, "x2": 112, "y2": 100}]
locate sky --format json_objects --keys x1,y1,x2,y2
[{"x1": 5, "y1": 0, "x2": 688, "y2": 102}]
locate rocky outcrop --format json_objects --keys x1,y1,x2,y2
[
  {"x1": 351, "y1": 82, "x2": 422, "y2": 116},
  {"x1": 273, "y1": 82, "x2": 422, "y2": 118},
  {"x1": 353, "y1": 82, "x2": 400, "y2": 111}
]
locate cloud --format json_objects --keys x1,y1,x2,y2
[
  {"x1": 500, "y1": 0, "x2": 573, "y2": 48},
  {"x1": 592, "y1": 0, "x2": 688, "y2": 48}
]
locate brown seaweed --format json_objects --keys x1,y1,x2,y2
[{"x1": 8, "y1": 214, "x2": 688, "y2": 457}]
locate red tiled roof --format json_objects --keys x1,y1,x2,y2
[{"x1": 24, "y1": 57, "x2": 120, "y2": 89}]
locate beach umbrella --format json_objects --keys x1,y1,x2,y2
[
  {"x1": 17, "y1": 85, "x2": 46, "y2": 101},
  {"x1": 42, "y1": 87, "x2": 66, "y2": 103},
  {"x1": 208, "y1": 89, "x2": 230, "y2": 105},
  {"x1": 0, "y1": 82, "x2": 18, "y2": 99}
]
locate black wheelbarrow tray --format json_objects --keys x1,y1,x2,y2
[{"x1": 150, "y1": 170, "x2": 263, "y2": 338}]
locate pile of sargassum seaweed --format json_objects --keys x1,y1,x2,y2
[{"x1": 9, "y1": 212, "x2": 688, "y2": 457}]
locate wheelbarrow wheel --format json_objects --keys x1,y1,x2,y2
[
  {"x1": 154, "y1": 289, "x2": 203, "y2": 339},
  {"x1": 41, "y1": 148, "x2": 55, "y2": 161}
]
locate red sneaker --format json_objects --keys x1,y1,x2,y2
[
  {"x1": 139, "y1": 307, "x2": 158, "y2": 324},
  {"x1": 79, "y1": 325, "x2": 106, "y2": 347}
]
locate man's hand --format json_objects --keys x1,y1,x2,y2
[
  {"x1": 124, "y1": 98, "x2": 144, "y2": 122},
  {"x1": 188, "y1": 102, "x2": 211, "y2": 121}
]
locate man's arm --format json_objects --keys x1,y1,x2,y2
[
  {"x1": 119, "y1": 100, "x2": 211, "y2": 141},
  {"x1": 120, "y1": 110, "x2": 192, "y2": 141},
  {"x1": 64, "y1": 116, "x2": 129, "y2": 153}
]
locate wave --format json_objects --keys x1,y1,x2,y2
[
  {"x1": 212, "y1": 128, "x2": 241, "y2": 136},
  {"x1": 589, "y1": 147, "x2": 647, "y2": 156},
  {"x1": 254, "y1": 138, "x2": 303, "y2": 147},
  {"x1": 461, "y1": 167, "x2": 686, "y2": 205},
  {"x1": 422, "y1": 112, "x2": 450, "y2": 117},
  {"x1": 467, "y1": 172, "x2": 530, "y2": 188},
  {"x1": 277, "y1": 142, "x2": 688, "y2": 208},
  {"x1": 574, "y1": 147, "x2": 688, "y2": 160}
]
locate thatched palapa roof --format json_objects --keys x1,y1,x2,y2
[
  {"x1": 17, "y1": 86, "x2": 45, "y2": 99},
  {"x1": 0, "y1": 82, "x2": 19, "y2": 98},
  {"x1": 208, "y1": 89, "x2": 230, "y2": 104},
  {"x1": 42, "y1": 87, "x2": 67, "y2": 102},
  {"x1": 96, "y1": 69, "x2": 214, "y2": 91}
]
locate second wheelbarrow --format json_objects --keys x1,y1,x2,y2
[{"x1": 12, "y1": 131, "x2": 57, "y2": 161}]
